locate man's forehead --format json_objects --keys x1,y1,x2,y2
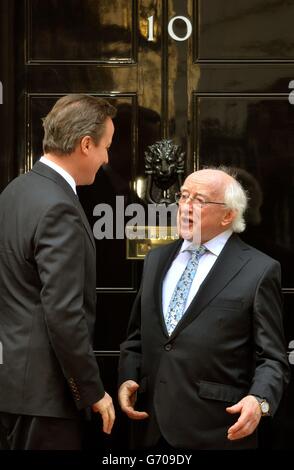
[{"x1": 182, "y1": 173, "x2": 218, "y2": 193}]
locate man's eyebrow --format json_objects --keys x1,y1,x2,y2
[{"x1": 180, "y1": 187, "x2": 207, "y2": 198}]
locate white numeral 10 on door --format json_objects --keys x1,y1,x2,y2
[{"x1": 147, "y1": 15, "x2": 193, "y2": 42}]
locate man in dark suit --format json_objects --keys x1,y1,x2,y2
[
  {"x1": 118, "y1": 168, "x2": 290, "y2": 450},
  {"x1": 0, "y1": 94, "x2": 116, "y2": 450}
]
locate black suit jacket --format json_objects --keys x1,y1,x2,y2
[
  {"x1": 119, "y1": 235, "x2": 290, "y2": 449},
  {"x1": 0, "y1": 161, "x2": 104, "y2": 418}
]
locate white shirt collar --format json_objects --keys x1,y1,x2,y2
[
  {"x1": 39, "y1": 156, "x2": 77, "y2": 195},
  {"x1": 180, "y1": 229, "x2": 233, "y2": 256}
]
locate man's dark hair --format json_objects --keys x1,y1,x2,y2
[{"x1": 42, "y1": 94, "x2": 116, "y2": 155}]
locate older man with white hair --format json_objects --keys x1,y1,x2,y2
[{"x1": 118, "y1": 167, "x2": 289, "y2": 450}]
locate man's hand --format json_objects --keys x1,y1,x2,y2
[
  {"x1": 226, "y1": 395, "x2": 262, "y2": 441},
  {"x1": 91, "y1": 392, "x2": 115, "y2": 434},
  {"x1": 118, "y1": 380, "x2": 149, "y2": 420}
]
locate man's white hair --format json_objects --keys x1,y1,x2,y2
[
  {"x1": 219, "y1": 167, "x2": 248, "y2": 233},
  {"x1": 203, "y1": 165, "x2": 248, "y2": 233}
]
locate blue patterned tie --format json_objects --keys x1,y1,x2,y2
[{"x1": 165, "y1": 245, "x2": 206, "y2": 336}]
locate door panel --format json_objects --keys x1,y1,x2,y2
[
  {"x1": 28, "y1": 0, "x2": 136, "y2": 63},
  {"x1": 93, "y1": 294, "x2": 136, "y2": 351},
  {"x1": 195, "y1": 0, "x2": 294, "y2": 62}
]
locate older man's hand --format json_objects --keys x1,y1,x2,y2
[
  {"x1": 118, "y1": 380, "x2": 149, "y2": 420},
  {"x1": 226, "y1": 395, "x2": 262, "y2": 440}
]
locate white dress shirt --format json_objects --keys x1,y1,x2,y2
[
  {"x1": 162, "y1": 229, "x2": 233, "y2": 321},
  {"x1": 39, "y1": 156, "x2": 77, "y2": 194}
]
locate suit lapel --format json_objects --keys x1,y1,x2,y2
[
  {"x1": 169, "y1": 234, "x2": 251, "y2": 339},
  {"x1": 31, "y1": 161, "x2": 96, "y2": 249}
]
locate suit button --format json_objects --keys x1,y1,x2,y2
[{"x1": 164, "y1": 344, "x2": 172, "y2": 351}]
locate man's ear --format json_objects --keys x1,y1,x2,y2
[
  {"x1": 221, "y1": 209, "x2": 236, "y2": 227},
  {"x1": 80, "y1": 135, "x2": 91, "y2": 154}
]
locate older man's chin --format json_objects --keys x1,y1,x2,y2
[
  {"x1": 180, "y1": 230, "x2": 193, "y2": 241},
  {"x1": 178, "y1": 226, "x2": 202, "y2": 244}
]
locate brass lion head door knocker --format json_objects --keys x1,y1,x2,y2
[
  {"x1": 126, "y1": 139, "x2": 185, "y2": 259},
  {"x1": 144, "y1": 139, "x2": 185, "y2": 204}
]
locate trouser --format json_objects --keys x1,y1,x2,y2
[{"x1": 0, "y1": 412, "x2": 83, "y2": 450}]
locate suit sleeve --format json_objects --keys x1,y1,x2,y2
[
  {"x1": 34, "y1": 202, "x2": 105, "y2": 410},
  {"x1": 249, "y1": 260, "x2": 290, "y2": 415},
  {"x1": 118, "y1": 253, "x2": 150, "y2": 386}
]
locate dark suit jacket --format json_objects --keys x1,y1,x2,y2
[
  {"x1": 119, "y1": 235, "x2": 290, "y2": 450},
  {"x1": 0, "y1": 161, "x2": 104, "y2": 419}
]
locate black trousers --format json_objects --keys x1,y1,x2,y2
[{"x1": 0, "y1": 412, "x2": 83, "y2": 450}]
